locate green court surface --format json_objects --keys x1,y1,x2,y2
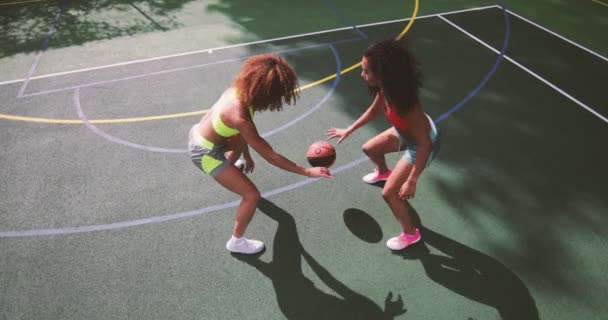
[{"x1": 1, "y1": 1, "x2": 607, "y2": 319}]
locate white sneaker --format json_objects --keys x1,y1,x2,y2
[{"x1": 226, "y1": 236, "x2": 265, "y2": 254}]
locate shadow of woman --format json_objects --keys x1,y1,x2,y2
[
  {"x1": 233, "y1": 198, "x2": 406, "y2": 319},
  {"x1": 342, "y1": 206, "x2": 538, "y2": 319},
  {"x1": 396, "y1": 226, "x2": 539, "y2": 320}
]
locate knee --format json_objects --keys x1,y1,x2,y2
[
  {"x1": 245, "y1": 188, "x2": 261, "y2": 202},
  {"x1": 361, "y1": 141, "x2": 374, "y2": 156},
  {"x1": 381, "y1": 186, "x2": 398, "y2": 201}
]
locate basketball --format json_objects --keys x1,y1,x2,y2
[{"x1": 306, "y1": 140, "x2": 336, "y2": 167}]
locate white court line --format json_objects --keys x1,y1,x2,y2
[
  {"x1": 505, "y1": 8, "x2": 608, "y2": 63},
  {"x1": 0, "y1": 5, "x2": 499, "y2": 86},
  {"x1": 17, "y1": 0, "x2": 64, "y2": 97},
  {"x1": 439, "y1": 15, "x2": 608, "y2": 124},
  {"x1": 355, "y1": 5, "x2": 498, "y2": 28},
  {"x1": 0, "y1": 0, "x2": 46, "y2": 6},
  {"x1": 592, "y1": 0, "x2": 608, "y2": 8}
]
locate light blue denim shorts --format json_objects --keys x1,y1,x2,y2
[{"x1": 392, "y1": 114, "x2": 441, "y2": 166}]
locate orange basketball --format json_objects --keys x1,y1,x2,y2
[{"x1": 306, "y1": 140, "x2": 336, "y2": 168}]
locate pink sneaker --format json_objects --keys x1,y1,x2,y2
[
  {"x1": 386, "y1": 229, "x2": 421, "y2": 250},
  {"x1": 362, "y1": 169, "x2": 392, "y2": 184}
]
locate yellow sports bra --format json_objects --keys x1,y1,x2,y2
[{"x1": 212, "y1": 106, "x2": 254, "y2": 138}]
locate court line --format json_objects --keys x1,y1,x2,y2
[
  {"x1": 68, "y1": 1, "x2": 348, "y2": 153},
  {"x1": 0, "y1": 0, "x2": 46, "y2": 6},
  {"x1": 0, "y1": 155, "x2": 372, "y2": 237},
  {"x1": 73, "y1": 44, "x2": 343, "y2": 154},
  {"x1": 323, "y1": 0, "x2": 368, "y2": 39},
  {"x1": 0, "y1": 4, "x2": 500, "y2": 125},
  {"x1": 504, "y1": 8, "x2": 608, "y2": 63},
  {"x1": 592, "y1": 0, "x2": 608, "y2": 7},
  {"x1": 0, "y1": 0, "x2": 422, "y2": 237},
  {"x1": 0, "y1": 0, "x2": 516, "y2": 238},
  {"x1": 0, "y1": 0, "x2": 522, "y2": 238},
  {"x1": 16, "y1": 0, "x2": 66, "y2": 98},
  {"x1": 440, "y1": 15, "x2": 608, "y2": 124},
  {"x1": 0, "y1": 5, "x2": 497, "y2": 87},
  {"x1": 300, "y1": 0, "x2": 424, "y2": 91},
  {"x1": 261, "y1": 45, "x2": 343, "y2": 139},
  {"x1": 435, "y1": 1, "x2": 510, "y2": 124},
  {"x1": 74, "y1": 88, "x2": 185, "y2": 153},
  {"x1": 21, "y1": 36, "x2": 362, "y2": 99},
  {"x1": 2, "y1": 1, "x2": 444, "y2": 124},
  {"x1": 2, "y1": 36, "x2": 361, "y2": 126}
]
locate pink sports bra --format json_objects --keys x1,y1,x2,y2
[{"x1": 380, "y1": 92, "x2": 408, "y2": 132}]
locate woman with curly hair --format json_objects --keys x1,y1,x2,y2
[
  {"x1": 189, "y1": 54, "x2": 332, "y2": 254},
  {"x1": 326, "y1": 39, "x2": 440, "y2": 251}
]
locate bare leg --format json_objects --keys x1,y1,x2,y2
[
  {"x1": 361, "y1": 128, "x2": 403, "y2": 173},
  {"x1": 213, "y1": 165, "x2": 260, "y2": 237},
  {"x1": 381, "y1": 158, "x2": 417, "y2": 234}
]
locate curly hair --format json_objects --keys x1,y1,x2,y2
[
  {"x1": 363, "y1": 39, "x2": 423, "y2": 115},
  {"x1": 234, "y1": 54, "x2": 300, "y2": 112}
]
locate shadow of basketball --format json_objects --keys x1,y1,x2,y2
[{"x1": 342, "y1": 208, "x2": 383, "y2": 243}]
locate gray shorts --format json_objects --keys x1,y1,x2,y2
[{"x1": 188, "y1": 124, "x2": 230, "y2": 177}]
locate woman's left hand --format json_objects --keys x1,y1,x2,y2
[{"x1": 398, "y1": 180, "x2": 417, "y2": 200}]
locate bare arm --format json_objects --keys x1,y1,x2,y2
[
  {"x1": 242, "y1": 142, "x2": 252, "y2": 159},
  {"x1": 326, "y1": 93, "x2": 384, "y2": 143},
  {"x1": 241, "y1": 141, "x2": 255, "y2": 173},
  {"x1": 301, "y1": 249, "x2": 361, "y2": 300},
  {"x1": 237, "y1": 119, "x2": 331, "y2": 178}
]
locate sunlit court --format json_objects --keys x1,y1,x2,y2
[{"x1": 1, "y1": 0, "x2": 607, "y2": 319}]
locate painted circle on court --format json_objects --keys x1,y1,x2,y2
[{"x1": 0, "y1": 0, "x2": 515, "y2": 237}]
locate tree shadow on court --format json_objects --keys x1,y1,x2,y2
[
  {"x1": 233, "y1": 198, "x2": 406, "y2": 319},
  {"x1": 205, "y1": 0, "x2": 363, "y2": 43},
  {"x1": 301, "y1": 5, "x2": 608, "y2": 308},
  {"x1": 0, "y1": 0, "x2": 196, "y2": 58},
  {"x1": 397, "y1": 227, "x2": 540, "y2": 320},
  {"x1": 426, "y1": 60, "x2": 608, "y2": 302},
  {"x1": 344, "y1": 207, "x2": 539, "y2": 319}
]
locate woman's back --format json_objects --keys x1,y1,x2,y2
[{"x1": 198, "y1": 88, "x2": 243, "y2": 144}]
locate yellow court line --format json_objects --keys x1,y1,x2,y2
[
  {"x1": 0, "y1": 0, "x2": 419, "y2": 124},
  {"x1": 302, "y1": 0, "x2": 419, "y2": 91},
  {"x1": 592, "y1": 0, "x2": 608, "y2": 7},
  {"x1": 0, "y1": 110, "x2": 207, "y2": 124}
]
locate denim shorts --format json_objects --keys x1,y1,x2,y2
[{"x1": 392, "y1": 114, "x2": 441, "y2": 166}]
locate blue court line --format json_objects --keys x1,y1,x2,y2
[
  {"x1": 17, "y1": 0, "x2": 67, "y2": 97},
  {"x1": 0, "y1": 3, "x2": 511, "y2": 237},
  {"x1": 262, "y1": 44, "x2": 342, "y2": 138},
  {"x1": 323, "y1": 0, "x2": 368, "y2": 39},
  {"x1": 74, "y1": 43, "x2": 344, "y2": 154},
  {"x1": 434, "y1": 0, "x2": 510, "y2": 124}
]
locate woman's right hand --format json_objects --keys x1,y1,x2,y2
[
  {"x1": 305, "y1": 167, "x2": 332, "y2": 178},
  {"x1": 325, "y1": 128, "x2": 350, "y2": 144}
]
